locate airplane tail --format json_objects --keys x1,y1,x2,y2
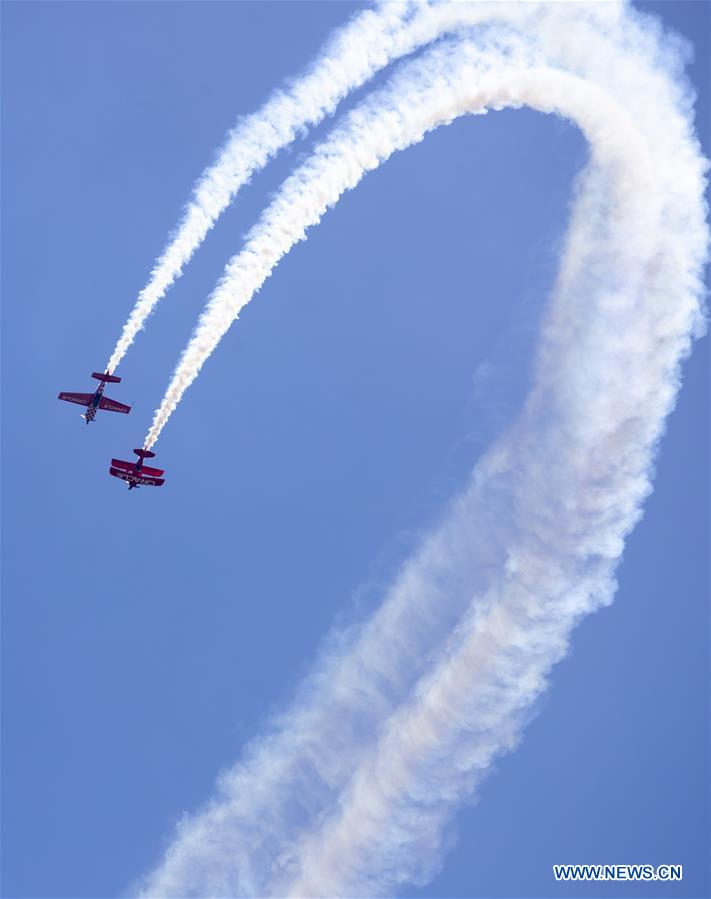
[
  {"x1": 133, "y1": 448, "x2": 156, "y2": 459},
  {"x1": 92, "y1": 371, "x2": 121, "y2": 383}
]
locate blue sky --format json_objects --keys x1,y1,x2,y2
[{"x1": 2, "y1": 2, "x2": 708, "y2": 898}]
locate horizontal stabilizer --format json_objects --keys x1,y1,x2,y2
[
  {"x1": 133, "y1": 448, "x2": 155, "y2": 459},
  {"x1": 92, "y1": 371, "x2": 121, "y2": 383}
]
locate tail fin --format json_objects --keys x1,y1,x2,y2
[
  {"x1": 133, "y1": 448, "x2": 156, "y2": 459},
  {"x1": 92, "y1": 371, "x2": 121, "y2": 384}
]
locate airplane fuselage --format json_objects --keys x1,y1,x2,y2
[{"x1": 84, "y1": 382, "x2": 106, "y2": 423}]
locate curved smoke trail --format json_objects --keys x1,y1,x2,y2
[
  {"x1": 137, "y1": 5, "x2": 707, "y2": 898},
  {"x1": 105, "y1": 0, "x2": 590, "y2": 373},
  {"x1": 106, "y1": 0, "x2": 413, "y2": 373},
  {"x1": 143, "y1": 0, "x2": 706, "y2": 450}
]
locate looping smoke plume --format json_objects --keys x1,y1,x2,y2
[{"x1": 133, "y1": 3, "x2": 708, "y2": 897}]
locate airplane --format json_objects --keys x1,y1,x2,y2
[
  {"x1": 109, "y1": 448, "x2": 165, "y2": 490},
  {"x1": 58, "y1": 371, "x2": 131, "y2": 423}
]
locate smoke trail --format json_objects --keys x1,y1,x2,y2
[
  {"x1": 104, "y1": 2, "x2": 412, "y2": 373},
  {"x1": 105, "y1": 0, "x2": 580, "y2": 374},
  {"x1": 274, "y1": 145, "x2": 697, "y2": 893},
  {"x1": 135, "y1": 7, "x2": 708, "y2": 899},
  {"x1": 143, "y1": 0, "x2": 689, "y2": 449}
]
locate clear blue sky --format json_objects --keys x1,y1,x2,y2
[{"x1": 2, "y1": 2, "x2": 708, "y2": 897}]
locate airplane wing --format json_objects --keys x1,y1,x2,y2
[
  {"x1": 136, "y1": 475, "x2": 165, "y2": 487},
  {"x1": 111, "y1": 458, "x2": 164, "y2": 477},
  {"x1": 139, "y1": 464, "x2": 165, "y2": 477},
  {"x1": 99, "y1": 396, "x2": 131, "y2": 414},
  {"x1": 110, "y1": 458, "x2": 134, "y2": 471},
  {"x1": 58, "y1": 392, "x2": 92, "y2": 407},
  {"x1": 109, "y1": 467, "x2": 164, "y2": 487},
  {"x1": 110, "y1": 467, "x2": 134, "y2": 482}
]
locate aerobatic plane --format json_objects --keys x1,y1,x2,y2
[
  {"x1": 58, "y1": 371, "x2": 131, "y2": 423},
  {"x1": 109, "y1": 448, "x2": 165, "y2": 490}
]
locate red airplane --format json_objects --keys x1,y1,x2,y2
[
  {"x1": 58, "y1": 371, "x2": 131, "y2": 423},
  {"x1": 109, "y1": 448, "x2": 165, "y2": 490}
]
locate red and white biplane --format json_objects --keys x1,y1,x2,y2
[
  {"x1": 58, "y1": 371, "x2": 131, "y2": 423},
  {"x1": 109, "y1": 448, "x2": 165, "y2": 490}
]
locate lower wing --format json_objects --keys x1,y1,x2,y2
[
  {"x1": 109, "y1": 467, "x2": 165, "y2": 487},
  {"x1": 136, "y1": 475, "x2": 165, "y2": 487}
]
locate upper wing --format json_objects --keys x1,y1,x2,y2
[
  {"x1": 139, "y1": 464, "x2": 164, "y2": 477},
  {"x1": 111, "y1": 458, "x2": 135, "y2": 471},
  {"x1": 99, "y1": 396, "x2": 131, "y2": 414},
  {"x1": 58, "y1": 392, "x2": 92, "y2": 407},
  {"x1": 111, "y1": 458, "x2": 164, "y2": 477}
]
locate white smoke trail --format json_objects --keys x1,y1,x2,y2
[
  {"x1": 105, "y1": 1, "x2": 415, "y2": 373},
  {"x1": 143, "y1": 0, "x2": 693, "y2": 450},
  {"x1": 105, "y1": 0, "x2": 585, "y2": 374},
  {"x1": 137, "y1": 5, "x2": 708, "y2": 898},
  {"x1": 275, "y1": 143, "x2": 696, "y2": 892}
]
